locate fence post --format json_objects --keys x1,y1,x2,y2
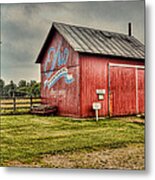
[
  {"x1": 30, "y1": 96, "x2": 33, "y2": 110},
  {"x1": 13, "y1": 96, "x2": 16, "y2": 112}
]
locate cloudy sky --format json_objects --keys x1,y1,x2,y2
[{"x1": 1, "y1": 0, "x2": 144, "y2": 84}]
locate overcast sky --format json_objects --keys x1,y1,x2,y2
[{"x1": 1, "y1": 0, "x2": 145, "y2": 84}]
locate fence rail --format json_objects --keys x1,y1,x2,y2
[
  {"x1": 0, "y1": 96, "x2": 41, "y2": 114},
  {"x1": 0, "y1": 96, "x2": 41, "y2": 100}
]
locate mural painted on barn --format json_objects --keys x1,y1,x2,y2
[
  {"x1": 41, "y1": 30, "x2": 80, "y2": 116},
  {"x1": 43, "y1": 41, "x2": 74, "y2": 89}
]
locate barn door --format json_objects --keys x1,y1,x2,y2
[{"x1": 108, "y1": 63, "x2": 144, "y2": 117}]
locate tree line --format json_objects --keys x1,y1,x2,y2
[{"x1": 0, "y1": 79, "x2": 40, "y2": 98}]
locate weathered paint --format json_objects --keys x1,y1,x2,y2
[
  {"x1": 37, "y1": 22, "x2": 145, "y2": 118},
  {"x1": 39, "y1": 31, "x2": 144, "y2": 118},
  {"x1": 41, "y1": 30, "x2": 80, "y2": 116},
  {"x1": 138, "y1": 69, "x2": 145, "y2": 114},
  {"x1": 109, "y1": 66, "x2": 137, "y2": 116},
  {"x1": 80, "y1": 55, "x2": 108, "y2": 117},
  {"x1": 80, "y1": 54, "x2": 144, "y2": 117}
]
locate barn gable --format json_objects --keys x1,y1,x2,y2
[
  {"x1": 40, "y1": 30, "x2": 80, "y2": 116},
  {"x1": 36, "y1": 22, "x2": 144, "y2": 64}
]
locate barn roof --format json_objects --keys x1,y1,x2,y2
[{"x1": 36, "y1": 22, "x2": 144, "y2": 63}]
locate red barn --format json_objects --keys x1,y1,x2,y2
[{"x1": 36, "y1": 22, "x2": 145, "y2": 118}]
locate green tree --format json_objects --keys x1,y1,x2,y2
[
  {"x1": 0, "y1": 79, "x2": 5, "y2": 97},
  {"x1": 9, "y1": 80, "x2": 17, "y2": 97},
  {"x1": 18, "y1": 80, "x2": 27, "y2": 88},
  {"x1": 30, "y1": 80, "x2": 36, "y2": 86},
  {"x1": 3, "y1": 80, "x2": 17, "y2": 97},
  {"x1": 2, "y1": 80, "x2": 40, "y2": 97},
  {"x1": 30, "y1": 82, "x2": 40, "y2": 97}
]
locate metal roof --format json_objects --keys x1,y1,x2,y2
[{"x1": 36, "y1": 22, "x2": 144, "y2": 63}]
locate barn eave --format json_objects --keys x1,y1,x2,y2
[{"x1": 35, "y1": 22, "x2": 145, "y2": 64}]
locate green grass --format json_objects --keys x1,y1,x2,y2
[{"x1": 0, "y1": 115, "x2": 144, "y2": 166}]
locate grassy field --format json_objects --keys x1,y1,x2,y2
[{"x1": 0, "y1": 115, "x2": 145, "y2": 169}]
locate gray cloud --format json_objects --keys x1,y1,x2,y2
[{"x1": 1, "y1": 1, "x2": 144, "y2": 84}]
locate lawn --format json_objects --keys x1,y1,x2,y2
[{"x1": 0, "y1": 115, "x2": 145, "y2": 169}]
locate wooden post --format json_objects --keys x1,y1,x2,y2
[
  {"x1": 30, "y1": 96, "x2": 33, "y2": 110},
  {"x1": 13, "y1": 96, "x2": 16, "y2": 112},
  {"x1": 95, "y1": 109, "x2": 99, "y2": 121}
]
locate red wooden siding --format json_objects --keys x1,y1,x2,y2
[
  {"x1": 80, "y1": 54, "x2": 144, "y2": 117},
  {"x1": 80, "y1": 55, "x2": 108, "y2": 117},
  {"x1": 138, "y1": 69, "x2": 145, "y2": 113},
  {"x1": 109, "y1": 66, "x2": 137, "y2": 116},
  {"x1": 40, "y1": 30, "x2": 80, "y2": 116},
  {"x1": 37, "y1": 22, "x2": 144, "y2": 118},
  {"x1": 109, "y1": 64, "x2": 145, "y2": 116},
  {"x1": 39, "y1": 33, "x2": 144, "y2": 118}
]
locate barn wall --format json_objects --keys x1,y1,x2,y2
[
  {"x1": 40, "y1": 31, "x2": 80, "y2": 116},
  {"x1": 80, "y1": 54, "x2": 144, "y2": 117},
  {"x1": 138, "y1": 69, "x2": 145, "y2": 113},
  {"x1": 80, "y1": 55, "x2": 108, "y2": 117}
]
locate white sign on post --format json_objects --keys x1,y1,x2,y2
[
  {"x1": 92, "y1": 102, "x2": 101, "y2": 121},
  {"x1": 93, "y1": 102, "x2": 101, "y2": 110},
  {"x1": 96, "y1": 89, "x2": 106, "y2": 95}
]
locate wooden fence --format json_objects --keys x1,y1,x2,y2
[{"x1": 0, "y1": 96, "x2": 41, "y2": 114}]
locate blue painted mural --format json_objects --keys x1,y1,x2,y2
[{"x1": 44, "y1": 42, "x2": 74, "y2": 89}]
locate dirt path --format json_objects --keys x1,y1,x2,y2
[
  {"x1": 6, "y1": 144, "x2": 144, "y2": 169},
  {"x1": 42, "y1": 144, "x2": 144, "y2": 170}
]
